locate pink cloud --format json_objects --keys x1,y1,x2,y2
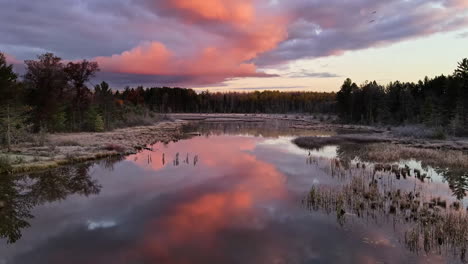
[
  {"x1": 446, "y1": 0, "x2": 468, "y2": 8},
  {"x1": 3, "y1": 53, "x2": 21, "y2": 65},
  {"x1": 165, "y1": 0, "x2": 255, "y2": 25},
  {"x1": 96, "y1": 0, "x2": 287, "y2": 84},
  {"x1": 4, "y1": 0, "x2": 466, "y2": 87}
]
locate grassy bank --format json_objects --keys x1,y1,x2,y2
[{"x1": 0, "y1": 120, "x2": 187, "y2": 174}]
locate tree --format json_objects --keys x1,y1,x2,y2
[
  {"x1": 453, "y1": 58, "x2": 468, "y2": 134},
  {"x1": 24, "y1": 53, "x2": 67, "y2": 131},
  {"x1": 336, "y1": 78, "x2": 354, "y2": 122},
  {"x1": 94, "y1": 114, "x2": 105, "y2": 132},
  {"x1": 64, "y1": 60, "x2": 99, "y2": 130},
  {"x1": 0, "y1": 53, "x2": 26, "y2": 150},
  {"x1": 94, "y1": 81, "x2": 114, "y2": 129},
  {"x1": 84, "y1": 107, "x2": 104, "y2": 132},
  {"x1": 454, "y1": 58, "x2": 468, "y2": 80}
]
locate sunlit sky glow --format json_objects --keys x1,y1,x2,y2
[{"x1": 1, "y1": 0, "x2": 467, "y2": 92}]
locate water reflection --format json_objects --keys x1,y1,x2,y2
[
  {"x1": 0, "y1": 158, "x2": 123, "y2": 243},
  {"x1": 439, "y1": 168, "x2": 468, "y2": 200},
  {"x1": 331, "y1": 143, "x2": 468, "y2": 201},
  {"x1": 183, "y1": 120, "x2": 335, "y2": 138},
  {"x1": 1, "y1": 123, "x2": 463, "y2": 263}
]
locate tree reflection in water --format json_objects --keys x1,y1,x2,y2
[
  {"x1": 334, "y1": 143, "x2": 468, "y2": 201},
  {"x1": 0, "y1": 157, "x2": 122, "y2": 244},
  {"x1": 438, "y1": 168, "x2": 468, "y2": 200}
]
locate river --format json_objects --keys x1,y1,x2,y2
[{"x1": 1, "y1": 121, "x2": 466, "y2": 263}]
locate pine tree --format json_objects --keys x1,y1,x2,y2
[
  {"x1": 0, "y1": 53, "x2": 27, "y2": 150},
  {"x1": 94, "y1": 114, "x2": 104, "y2": 132}
]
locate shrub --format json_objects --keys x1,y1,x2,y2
[
  {"x1": 50, "y1": 110, "x2": 67, "y2": 132},
  {"x1": 115, "y1": 113, "x2": 154, "y2": 128},
  {"x1": 94, "y1": 114, "x2": 105, "y2": 132},
  {"x1": 392, "y1": 125, "x2": 447, "y2": 139},
  {"x1": 0, "y1": 155, "x2": 12, "y2": 174},
  {"x1": 430, "y1": 127, "x2": 446, "y2": 140},
  {"x1": 35, "y1": 126, "x2": 48, "y2": 146},
  {"x1": 103, "y1": 143, "x2": 126, "y2": 153},
  {"x1": 57, "y1": 140, "x2": 80, "y2": 146}
]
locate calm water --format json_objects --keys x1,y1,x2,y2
[{"x1": 0, "y1": 122, "x2": 464, "y2": 263}]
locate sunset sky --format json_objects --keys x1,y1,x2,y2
[{"x1": 1, "y1": 0, "x2": 467, "y2": 92}]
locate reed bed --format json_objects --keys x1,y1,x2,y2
[
  {"x1": 357, "y1": 144, "x2": 468, "y2": 169},
  {"x1": 304, "y1": 158, "x2": 468, "y2": 262}
]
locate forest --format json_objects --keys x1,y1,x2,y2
[
  {"x1": 1, "y1": 51, "x2": 467, "y2": 150},
  {"x1": 336, "y1": 58, "x2": 468, "y2": 136}
]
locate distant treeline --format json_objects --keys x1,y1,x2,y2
[
  {"x1": 0, "y1": 52, "x2": 335, "y2": 143},
  {"x1": 1, "y1": 51, "x2": 467, "y2": 147},
  {"x1": 121, "y1": 87, "x2": 335, "y2": 114},
  {"x1": 336, "y1": 58, "x2": 468, "y2": 135}
]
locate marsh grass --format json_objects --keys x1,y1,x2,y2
[
  {"x1": 103, "y1": 143, "x2": 126, "y2": 153},
  {"x1": 393, "y1": 125, "x2": 447, "y2": 140},
  {"x1": 56, "y1": 140, "x2": 81, "y2": 146},
  {"x1": 304, "y1": 158, "x2": 468, "y2": 261},
  {"x1": 294, "y1": 136, "x2": 386, "y2": 150},
  {"x1": 357, "y1": 144, "x2": 468, "y2": 169}
]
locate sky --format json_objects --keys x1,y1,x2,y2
[{"x1": 1, "y1": 0, "x2": 467, "y2": 92}]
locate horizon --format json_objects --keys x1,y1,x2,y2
[{"x1": 1, "y1": 0, "x2": 467, "y2": 92}]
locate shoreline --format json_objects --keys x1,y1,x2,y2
[
  {"x1": 174, "y1": 113, "x2": 468, "y2": 151},
  {"x1": 2, "y1": 113, "x2": 467, "y2": 175},
  {"x1": 1, "y1": 120, "x2": 187, "y2": 174}
]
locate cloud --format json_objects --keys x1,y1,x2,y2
[
  {"x1": 1, "y1": 0, "x2": 467, "y2": 87},
  {"x1": 286, "y1": 70, "x2": 340, "y2": 78},
  {"x1": 2, "y1": 52, "x2": 21, "y2": 65},
  {"x1": 93, "y1": 0, "x2": 287, "y2": 85},
  {"x1": 146, "y1": 0, "x2": 255, "y2": 25},
  {"x1": 458, "y1": 31, "x2": 468, "y2": 38},
  {"x1": 255, "y1": 0, "x2": 468, "y2": 65},
  {"x1": 94, "y1": 41, "x2": 279, "y2": 86},
  {"x1": 227, "y1": 85, "x2": 310, "y2": 91},
  {"x1": 446, "y1": 0, "x2": 468, "y2": 8}
]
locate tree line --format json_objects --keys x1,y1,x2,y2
[
  {"x1": 1, "y1": 51, "x2": 468, "y2": 149},
  {"x1": 336, "y1": 59, "x2": 468, "y2": 135},
  {"x1": 0, "y1": 52, "x2": 335, "y2": 147}
]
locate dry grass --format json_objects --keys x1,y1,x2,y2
[
  {"x1": 357, "y1": 144, "x2": 468, "y2": 169},
  {"x1": 56, "y1": 140, "x2": 81, "y2": 146},
  {"x1": 102, "y1": 143, "x2": 126, "y2": 153},
  {"x1": 293, "y1": 135, "x2": 388, "y2": 150},
  {"x1": 304, "y1": 159, "x2": 468, "y2": 261},
  {"x1": 4, "y1": 121, "x2": 185, "y2": 174}
]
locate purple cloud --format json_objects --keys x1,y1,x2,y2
[{"x1": 0, "y1": 0, "x2": 466, "y2": 87}]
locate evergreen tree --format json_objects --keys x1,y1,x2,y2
[{"x1": 0, "y1": 53, "x2": 27, "y2": 150}]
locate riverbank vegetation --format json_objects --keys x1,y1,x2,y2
[
  {"x1": 303, "y1": 156, "x2": 468, "y2": 262},
  {"x1": 1, "y1": 51, "x2": 467, "y2": 153},
  {"x1": 0, "y1": 52, "x2": 334, "y2": 150}
]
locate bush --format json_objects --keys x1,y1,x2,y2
[
  {"x1": 115, "y1": 112, "x2": 154, "y2": 128},
  {"x1": 35, "y1": 126, "x2": 48, "y2": 146},
  {"x1": 392, "y1": 125, "x2": 447, "y2": 139},
  {"x1": 94, "y1": 114, "x2": 104, "y2": 132},
  {"x1": 85, "y1": 108, "x2": 105, "y2": 132},
  {"x1": 57, "y1": 140, "x2": 80, "y2": 146},
  {"x1": 50, "y1": 110, "x2": 67, "y2": 132},
  {"x1": 103, "y1": 143, "x2": 125, "y2": 153},
  {"x1": 0, "y1": 155, "x2": 12, "y2": 174},
  {"x1": 430, "y1": 127, "x2": 447, "y2": 140}
]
